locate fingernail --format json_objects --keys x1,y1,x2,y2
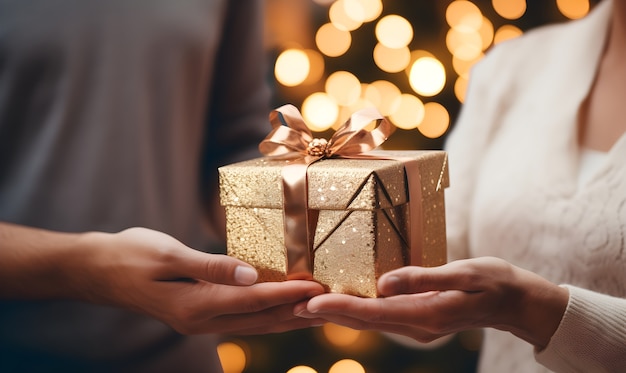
[
  {"x1": 307, "y1": 289, "x2": 324, "y2": 298},
  {"x1": 234, "y1": 266, "x2": 258, "y2": 285},
  {"x1": 295, "y1": 309, "x2": 315, "y2": 318},
  {"x1": 380, "y1": 275, "x2": 401, "y2": 294}
]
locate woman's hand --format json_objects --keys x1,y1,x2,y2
[{"x1": 295, "y1": 257, "x2": 568, "y2": 349}]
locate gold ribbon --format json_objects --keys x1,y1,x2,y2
[{"x1": 259, "y1": 104, "x2": 422, "y2": 279}]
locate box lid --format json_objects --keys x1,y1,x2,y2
[{"x1": 219, "y1": 150, "x2": 447, "y2": 211}]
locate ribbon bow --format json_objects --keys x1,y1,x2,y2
[
  {"x1": 259, "y1": 104, "x2": 395, "y2": 160},
  {"x1": 259, "y1": 104, "x2": 407, "y2": 279}
]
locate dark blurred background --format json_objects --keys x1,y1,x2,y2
[{"x1": 218, "y1": 1, "x2": 600, "y2": 372}]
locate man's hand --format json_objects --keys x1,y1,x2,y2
[{"x1": 0, "y1": 223, "x2": 326, "y2": 335}]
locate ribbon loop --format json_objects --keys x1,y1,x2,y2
[
  {"x1": 329, "y1": 107, "x2": 395, "y2": 156},
  {"x1": 259, "y1": 105, "x2": 312, "y2": 158}
]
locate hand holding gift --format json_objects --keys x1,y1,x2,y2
[
  {"x1": 89, "y1": 227, "x2": 327, "y2": 335},
  {"x1": 294, "y1": 257, "x2": 569, "y2": 350},
  {"x1": 0, "y1": 224, "x2": 326, "y2": 336}
]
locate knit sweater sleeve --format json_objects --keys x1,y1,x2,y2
[{"x1": 535, "y1": 285, "x2": 626, "y2": 372}]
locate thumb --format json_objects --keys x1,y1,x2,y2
[{"x1": 173, "y1": 249, "x2": 258, "y2": 286}]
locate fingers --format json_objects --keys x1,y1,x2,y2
[
  {"x1": 117, "y1": 227, "x2": 261, "y2": 286},
  {"x1": 171, "y1": 248, "x2": 259, "y2": 286},
  {"x1": 213, "y1": 303, "x2": 326, "y2": 335},
  {"x1": 296, "y1": 291, "x2": 476, "y2": 334},
  {"x1": 297, "y1": 293, "x2": 420, "y2": 325},
  {"x1": 295, "y1": 302, "x2": 444, "y2": 343},
  {"x1": 377, "y1": 259, "x2": 486, "y2": 296},
  {"x1": 143, "y1": 279, "x2": 326, "y2": 335},
  {"x1": 205, "y1": 280, "x2": 326, "y2": 315}
]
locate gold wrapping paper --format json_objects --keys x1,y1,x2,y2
[{"x1": 218, "y1": 150, "x2": 448, "y2": 297}]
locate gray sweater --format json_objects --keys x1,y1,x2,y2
[{"x1": 0, "y1": 0, "x2": 270, "y2": 371}]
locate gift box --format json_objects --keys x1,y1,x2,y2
[{"x1": 218, "y1": 105, "x2": 448, "y2": 297}]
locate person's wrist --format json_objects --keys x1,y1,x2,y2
[
  {"x1": 510, "y1": 275, "x2": 569, "y2": 349},
  {"x1": 61, "y1": 231, "x2": 114, "y2": 303}
]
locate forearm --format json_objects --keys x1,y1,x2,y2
[{"x1": 0, "y1": 221, "x2": 99, "y2": 300}]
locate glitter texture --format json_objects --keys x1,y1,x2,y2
[{"x1": 218, "y1": 150, "x2": 449, "y2": 297}]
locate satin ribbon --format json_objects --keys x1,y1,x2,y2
[{"x1": 259, "y1": 104, "x2": 422, "y2": 279}]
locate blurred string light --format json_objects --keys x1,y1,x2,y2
[
  {"x1": 330, "y1": 0, "x2": 363, "y2": 31},
  {"x1": 492, "y1": 0, "x2": 527, "y2": 20},
  {"x1": 389, "y1": 94, "x2": 425, "y2": 130},
  {"x1": 302, "y1": 92, "x2": 339, "y2": 131},
  {"x1": 329, "y1": 359, "x2": 366, "y2": 373},
  {"x1": 302, "y1": 49, "x2": 326, "y2": 85},
  {"x1": 375, "y1": 14, "x2": 413, "y2": 48},
  {"x1": 373, "y1": 44, "x2": 411, "y2": 73},
  {"x1": 275, "y1": 48, "x2": 310, "y2": 86},
  {"x1": 316, "y1": 23, "x2": 352, "y2": 57},
  {"x1": 217, "y1": 341, "x2": 247, "y2": 373},
  {"x1": 320, "y1": 322, "x2": 380, "y2": 354},
  {"x1": 273, "y1": 0, "x2": 595, "y2": 140},
  {"x1": 287, "y1": 366, "x2": 318, "y2": 373},
  {"x1": 420, "y1": 102, "x2": 451, "y2": 138},
  {"x1": 351, "y1": 0, "x2": 383, "y2": 22},
  {"x1": 493, "y1": 24, "x2": 523, "y2": 44},
  {"x1": 323, "y1": 323, "x2": 361, "y2": 347},
  {"x1": 325, "y1": 71, "x2": 361, "y2": 106},
  {"x1": 557, "y1": 0, "x2": 590, "y2": 19},
  {"x1": 409, "y1": 57, "x2": 446, "y2": 97}
]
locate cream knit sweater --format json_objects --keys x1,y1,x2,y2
[{"x1": 445, "y1": 1, "x2": 626, "y2": 371}]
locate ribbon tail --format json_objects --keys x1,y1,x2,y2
[
  {"x1": 281, "y1": 161, "x2": 314, "y2": 279},
  {"x1": 397, "y1": 158, "x2": 423, "y2": 266}
]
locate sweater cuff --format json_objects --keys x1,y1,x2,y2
[{"x1": 535, "y1": 285, "x2": 626, "y2": 372}]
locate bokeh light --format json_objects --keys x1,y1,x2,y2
[
  {"x1": 454, "y1": 76, "x2": 469, "y2": 102},
  {"x1": 287, "y1": 366, "x2": 318, "y2": 373},
  {"x1": 325, "y1": 70, "x2": 361, "y2": 106},
  {"x1": 302, "y1": 92, "x2": 339, "y2": 131},
  {"x1": 492, "y1": 0, "x2": 527, "y2": 20},
  {"x1": 323, "y1": 323, "x2": 362, "y2": 347},
  {"x1": 302, "y1": 49, "x2": 325, "y2": 85},
  {"x1": 447, "y1": 26, "x2": 483, "y2": 61},
  {"x1": 360, "y1": 83, "x2": 380, "y2": 108},
  {"x1": 352, "y1": 0, "x2": 383, "y2": 22},
  {"x1": 328, "y1": 359, "x2": 366, "y2": 373},
  {"x1": 316, "y1": 23, "x2": 352, "y2": 57},
  {"x1": 409, "y1": 57, "x2": 446, "y2": 97},
  {"x1": 217, "y1": 341, "x2": 247, "y2": 373},
  {"x1": 557, "y1": 0, "x2": 590, "y2": 19},
  {"x1": 330, "y1": 0, "x2": 363, "y2": 31},
  {"x1": 418, "y1": 102, "x2": 451, "y2": 138},
  {"x1": 446, "y1": 0, "x2": 483, "y2": 29},
  {"x1": 375, "y1": 15, "x2": 413, "y2": 48},
  {"x1": 389, "y1": 94, "x2": 425, "y2": 130},
  {"x1": 452, "y1": 53, "x2": 482, "y2": 79},
  {"x1": 493, "y1": 24, "x2": 523, "y2": 44},
  {"x1": 373, "y1": 44, "x2": 411, "y2": 73},
  {"x1": 367, "y1": 80, "x2": 401, "y2": 116},
  {"x1": 274, "y1": 49, "x2": 310, "y2": 87},
  {"x1": 478, "y1": 16, "x2": 494, "y2": 50}
]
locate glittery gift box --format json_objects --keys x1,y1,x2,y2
[{"x1": 218, "y1": 150, "x2": 448, "y2": 297}]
